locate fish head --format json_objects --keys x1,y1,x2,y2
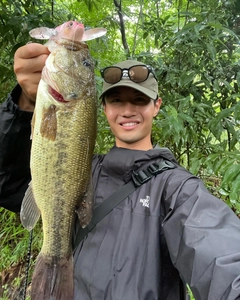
[
  {"x1": 29, "y1": 21, "x2": 85, "y2": 43},
  {"x1": 53, "y1": 21, "x2": 85, "y2": 43},
  {"x1": 41, "y1": 42, "x2": 96, "y2": 105}
]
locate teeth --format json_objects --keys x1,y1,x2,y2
[{"x1": 122, "y1": 122, "x2": 138, "y2": 127}]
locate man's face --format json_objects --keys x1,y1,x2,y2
[{"x1": 103, "y1": 86, "x2": 161, "y2": 150}]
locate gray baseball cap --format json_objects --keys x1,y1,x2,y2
[{"x1": 99, "y1": 60, "x2": 158, "y2": 100}]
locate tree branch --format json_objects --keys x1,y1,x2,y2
[
  {"x1": 132, "y1": 0, "x2": 143, "y2": 57},
  {"x1": 113, "y1": 0, "x2": 130, "y2": 57}
]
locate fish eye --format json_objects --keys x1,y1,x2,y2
[{"x1": 83, "y1": 59, "x2": 91, "y2": 68}]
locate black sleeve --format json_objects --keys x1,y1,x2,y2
[
  {"x1": 0, "y1": 85, "x2": 33, "y2": 212},
  {"x1": 162, "y1": 173, "x2": 240, "y2": 299}
]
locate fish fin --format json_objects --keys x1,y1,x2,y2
[
  {"x1": 29, "y1": 27, "x2": 57, "y2": 40},
  {"x1": 31, "y1": 253, "x2": 73, "y2": 300},
  {"x1": 31, "y1": 110, "x2": 36, "y2": 140},
  {"x1": 20, "y1": 182, "x2": 40, "y2": 231},
  {"x1": 40, "y1": 104, "x2": 57, "y2": 141},
  {"x1": 75, "y1": 176, "x2": 94, "y2": 228},
  {"x1": 82, "y1": 28, "x2": 107, "y2": 41}
]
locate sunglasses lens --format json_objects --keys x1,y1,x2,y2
[
  {"x1": 101, "y1": 65, "x2": 153, "y2": 84},
  {"x1": 103, "y1": 67, "x2": 122, "y2": 83},
  {"x1": 129, "y1": 66, "x2": 149, "y2": 83}
]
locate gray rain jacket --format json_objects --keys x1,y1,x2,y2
[
  {"x1": 1, "y1": 86, "x2": 240, "y2": 300},
  {"x1": 73, "y1": 146, "x2": 240, "y2": 300}
]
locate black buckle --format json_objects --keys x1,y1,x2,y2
[
  {"x1": 132, "y1": 169, "x2": 152, "y2": 187},
  {"x1": 132, "y1": 160, "x2": 176, "y2": 187},
  {"x1": 148, "y1": 160, "x2": 176, "y2": 175}
]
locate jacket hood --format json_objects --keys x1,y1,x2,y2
[{"x1": 96, "y1": 145, "x2": 178, "y2": 184}]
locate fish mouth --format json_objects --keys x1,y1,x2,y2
[{"x1": 48, "y1": 86, "x2": 68, "y2": 103}]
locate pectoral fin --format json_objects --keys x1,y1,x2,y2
[
  {"x1": 20, "y1": 182, "x2": 40, "y2": 231},
  {"x1": 40, "y1": 104, "x2": 57, "y2": 141},
  {"x1": 75, "y1": 177, "x2": 94, "y2": 228},
  {"x1": 30, "y1": 109, "x2": 36, "y2": 140}
]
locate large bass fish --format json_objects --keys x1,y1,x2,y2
[{"x1": 20, "y1": 21, "x2": 106, "y2": 300}]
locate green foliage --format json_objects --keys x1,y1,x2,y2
[
  {"x1": 146, "y1": 0, "x2": 240, "y2": 211},
  {"x1": 0, "y1": 208, "x2": 42, "y2": 299}
]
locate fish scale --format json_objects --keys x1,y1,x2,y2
[{"x1": 20, "y1": 20, "x2": 104, "y2": 300}]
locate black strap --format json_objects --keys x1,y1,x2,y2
[
  {"x1": 73, "y1": 180, "x2": 136, "y2": 251},
  {"x1": 73, "y1": 159, "x2": 176, "y2": 251}
]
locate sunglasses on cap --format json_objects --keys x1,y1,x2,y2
[{"x1": 100, "y1": 65, "x2": 157, "y2": 84}]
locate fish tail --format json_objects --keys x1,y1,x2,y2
[{"x1": 31, "y1": 253, "x2": 73, "y2": 300}]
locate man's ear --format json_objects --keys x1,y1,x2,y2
[
  {"x1": 154, "y1": 97, "x2": 162, "y2": 117},
  {"x1": 102, "y1": 104, "x2": 106, "y2": 114},
  {"x1": 101, "y1": 98, "x2": 106, "y2": 113}
]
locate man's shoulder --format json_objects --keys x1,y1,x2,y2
[
  {"x1": 150, "y1": 146, "x2": 199, "y2": 187},
  {"x1": 152, "y1": 145, "x2": 178, "y2": 164}
]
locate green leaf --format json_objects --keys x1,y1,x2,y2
[
  {"x1": 179, "y1": 71, "x2": 195, "y2": 87},
  {"x1": 213, "y1": 156, "x2": 239, "y2": 175},
  {"x1": 178, "y1": 112, "x2": 195, "y2": 124},
  {"x1": 234, "y1": 101, "x2": 240, "y2": 121},
  {"x1": 217, "y1": 107, "x2": 235, "y2": 120},
  {"x1": 236, "y1": 72, "x2": 240, "y2": 88},
  {"x1": 165, "y1": 105, "x2": 178, "y2": 118},
  {"x1": 230, "y1": 173, "x2": 240, "y2": 199},
  {"x1": 189, "y1": 157, "x2": 201, "y2": 175},
  {"x1": 206, "y1": 43, "x2": 216, "y2": 60},
  {"x1": 222, "y1": 164, "x2": 240, "y2": 186},
  {"x1": 219, "y1": 188, "x2": 230, "y2": 196},
  {"x1": 143, "y1": 32, "x2": 148, "y2": 39}
]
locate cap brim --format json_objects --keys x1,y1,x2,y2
[{"x1": 99, "y1": 80, "x2": 158, "y2": 100}]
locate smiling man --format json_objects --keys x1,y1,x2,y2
[
  {"x1": 0, "y1": 44, "x2": 240, "y2": 300},
  {"x1": 101, "y1": 61, "x2": 162, "y2": 150}
]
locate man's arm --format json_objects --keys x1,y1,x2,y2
[
  {"x1": 0, "y1": 43, "x2": 49, "y2": 212},
  {"x1": 162, "y1": 172, "x2": 240, "y2": 299},
  {"x1": 0, "y1": 85, "x2": 33, "y2": 212}
]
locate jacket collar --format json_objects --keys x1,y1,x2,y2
[{"x1": 101, "y1": 145, "x2": 177, "y2": 183}]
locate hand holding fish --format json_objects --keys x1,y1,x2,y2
[
  {"x1": 14, "y1": 21, "x2": 106, "y2": 112},
  {"x1": 14, "y1": 43, "x2": 50, "y2": 111}
]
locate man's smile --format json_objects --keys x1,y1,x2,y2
[{"x1": 120, "y1": 121, "x2": 139, "y2": 126}]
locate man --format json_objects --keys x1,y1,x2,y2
[{"x1": 0, "y1": 43, "x2": 240, "y2": 300}]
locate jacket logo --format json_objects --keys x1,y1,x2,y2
[{"x1": 140, "y1": 196, "x2": 150, "y2": 208}]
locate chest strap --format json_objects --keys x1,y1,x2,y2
[
  {"x1": 132, "y1": 160, "x2": 176, "y2": 186},
  {"x1": 73, "y1": 158, "x2": 176, "y2": 251}
]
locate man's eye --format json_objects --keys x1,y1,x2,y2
[
  {"x1": 134, "y1": 97, "x2": 150, "y2": 105},
  {"x1": 111, "y1": 98, "x2": 121, "y2": 103}
]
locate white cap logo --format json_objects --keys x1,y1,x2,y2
[{"x1": 122, "y1": 70, "x2": 129, "y2": 79}]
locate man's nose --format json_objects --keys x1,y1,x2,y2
[{"x1": 120, "y1": 101, "x2": 137, "y2": 116}]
